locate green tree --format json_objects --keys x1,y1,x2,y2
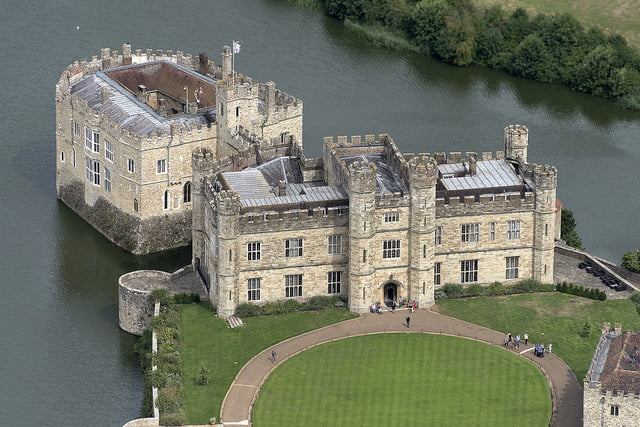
[
  {"x1": 561, "y1": 208, "x2": 583, "y2": 249},
  {"x1": 406, "y1": 0, "x2": 448, "y2": 54},
  {"x1": 621, "y1": 249, "x2": 640, "y2": 273},
  {"x1": 509, "y1": 34, "x2": 555, "y2": 82}
]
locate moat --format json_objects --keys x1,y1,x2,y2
[{"x1": 3, "y1": 0, "x2": 640, "y2": 425}]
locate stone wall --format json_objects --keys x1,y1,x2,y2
[
  {"x1": 118, "y1": 271, "x2": 171, "y2": 335},
  {"x1": 584, "y1": 387, "x2": 640, "y2": 426}
]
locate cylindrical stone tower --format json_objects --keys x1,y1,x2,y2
[
  {"x1": 221, "y1": 46, "x2": 232, "y2": 81},
  {"x1": 347, "y1": 161, "x2": 377, "y2": 313},
  {"x1": 533, "y1": 165, "x2": 558, "y2": 283},
  {"x1": 504, "y1": 124, "x2": 529, "y2": 164},
  {"x1": 408, "y1": 156, "x2": 438, "y2": 308}
]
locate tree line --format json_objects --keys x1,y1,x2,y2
[{"x1": 318, "y1": 0, "x2": 640, "y2": 109}]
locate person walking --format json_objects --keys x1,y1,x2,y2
[
  {"x1": 524, "y1": 333, "x2": 528, "y2": 345},
  {"x1": 271, "y1": 350, "x2": 277, "y2": 362},
  {"x1": 547, "y1": 343, "x2": 552, "y2": 354},
  {"x1": 392, "y1": 300, "x2": 396, "y2": 312},
  {"x1": 406, "y1": 316, "x2": 411, "y2": 328},
  {"x1": 515, "y1": 334, "x2": 521, "y2": 349},
  {"x1": 504, "y1": 336, "x2": 509, "y2": 348},
  {"x1": 508, "y1": 333, "x2": 512, "y2": 348}
]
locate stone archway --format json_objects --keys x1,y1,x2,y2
[{"x1": 381, "y1": 280, "x2": 403, "y2": 307}]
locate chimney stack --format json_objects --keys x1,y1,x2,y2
[{"x1": 278, "y1": 180, "x2": 287, "y2": 197}]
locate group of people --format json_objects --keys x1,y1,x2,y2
[
  {"x1": 370, "y1": 298, "x2": 418, "y2": 314},
  {"x1": 503, "y1": 332, "x2": 553, "y2": 356}
]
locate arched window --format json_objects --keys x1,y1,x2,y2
[
  {"x1": 183, "y1": 181, "x2": 192, "y2": 203},
  {"x1": 163, "y1": 190, "x2": 170, "y2": 210}
]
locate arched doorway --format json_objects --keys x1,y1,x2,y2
[{"x1": 383, "y1": 282, "x2": 398, "y2": 307}]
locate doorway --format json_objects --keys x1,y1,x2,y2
[{"x1": 383, "y1": 283, "x2": 397, "y2": 306}]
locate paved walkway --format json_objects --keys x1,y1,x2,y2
[{"x1": 220, "y1": 308, "x2": 582, "y2": 426}]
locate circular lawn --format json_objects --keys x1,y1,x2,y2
[{"x1": 252, "y1": 333, "x2": 551, "y2": 426}]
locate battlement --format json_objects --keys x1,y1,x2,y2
[
  {"x1": 533, "y1": 165, "x2": 558, "y2": 189},
  {"x1": 504, "y1": 124, "x2": 529, "y2": 163},
  {"x1": 409, "y1": 155, "x2": 438, "y2": 187},
  {"x1": 214, "y1": 190, "x2": 241, "y2": 214},
  {"x1": 436, "y1": 191, "x2": 534, "y2": 217},
  {"x1": 433, "y1": 151, "x2": 506, "y2": 165},
  {"x1": 324, "y1": 134, "x2": 389, "y2": 149}
]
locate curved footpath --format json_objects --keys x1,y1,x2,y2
[{"x1": 220, "y1": 308, "x2": 582, "y2": 426}]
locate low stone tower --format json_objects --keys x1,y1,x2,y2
[
  {"x1": 347, "y1": 161, "x2": 377, "y2": 313},
  {"x1": 408, "y1": 155, "x2": 438, "y2": 308},
  {"x1": 191, "y1": 147, "x2": 217, "y2": 286},
  {"x1": 212, "y1": 190, "x2": 241, "y2": 318},
  {"x1": 533, "y1": 165, "x2": 558, "y2": 283},
  {"x1": 504, "y1": 124, "x2": 528, "y2": 164}
]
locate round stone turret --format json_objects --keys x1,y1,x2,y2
[
  {"x1": 409, "y1": 156, "x2": 438, "y2": 188},
  {"x1": 504, "y1": 124, "x2": 529, "y2": 164},
  {"x1": 348, "y1": 161, "x2": 377, "y2": 194},
  {"x1": 533, "y1": 165, "x2": 558, "y2": 190},
  {"x1": 221, "y1": 46, "x2": 232, "y2": 80}
]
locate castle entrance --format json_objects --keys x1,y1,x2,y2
[{"x1": 383, "y1": 283, "x2": 398, "y2": 307}]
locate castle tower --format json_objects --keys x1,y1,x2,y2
[
  {"x1": 191, "y1": 147, "x2": 217, "y2": 277},
  {"x1": 347, "y1": 161, "x2": 377, "y2": 313},
  {"x1": 221, "y1": 46, "x2": 232, "y2": 81},
  {"x1": 533, "y1": 165, "x2": 558, "y2": 283},
  {"x1": 408, "y1": 156, "x2": 438, "y2": 308},
  {"x1": 213, "y1": 190, "x2": 241, "y2": 318},
  {"x1": 504, "y1": 124, "x2": 528, "y2": 164}
]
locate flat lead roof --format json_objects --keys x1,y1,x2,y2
[{"x1": 438, "y1": 159, "x2": 522, "y2": 191}]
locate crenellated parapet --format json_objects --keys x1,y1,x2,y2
[
  {"x1": 214, "y1": 190, "x2": 241, "y2": 216},
  {"x1": 348, "y1": 161, "x2": 377, "y2": 194},
  {"x1": 408, "y1": 155, "x2": 438, "y2": 188},
  {"x1": 533, "y1": 164, "x2": 558, "y2": 190},
  {"x1": 437, "y1": 192, "x2": 535, "y2": 217}
]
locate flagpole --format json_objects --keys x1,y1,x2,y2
[{"x1": 231, "y1": 40, "x2": 235, "y2": 86}]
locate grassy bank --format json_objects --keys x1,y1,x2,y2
[
  {"x1": 436, "y1": 292, "x2": 640, "y2": 381},
  {"x1": 179, "y1": 303, "x2": 357, "y2": 424},
  {"x1": 474, "y1": 0, "x2": 640, "y2": 47},
  {"x1": 253, "y1": 334, "x2": 551, "y2": 426}
]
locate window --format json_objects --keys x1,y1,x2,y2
[
  {"x1": 506, "y1": 257, "x2": 519, "y2": 279},
  {"x1": 384, "y1": 212, "x2": 399, "y2": 223},
  {"x1": 285, "y1": 238, "x2": 303, "y2": 257},
  {"x1": 85, "y1": 127, "x2": 99, "y2": 152},
  {"x1": 157, "y1": 159, "x2": 167, "y2": 174},
  {"x1": 235, "y1": 106, "x2": 240, "y2": 117},
  {"x1": 461, "y1": 223, "x2": 479, "y2": 243},
  {"x1": 163, "y1": 190, "x2": 169, "y2": 210},
  {"x1": 506, "y1": 220, "x2": 521, "y2": 239},
  {"x1": 105, "y1": 140, "x2": 114, "y2": 162},
  {"x1": 383, "y1": 240, "x2": 401, "y2": 259},
  {"x1": 72, "y1": 148, "x2": 76, "y2": 167},
  {"x1": 285, "y1": 274, "x2": 302, "y2": 298},
  {"x1": 133, "y1": 198, "x2": 139, "y2": 213},
  {"x1": 247, "y1": 278, "x2": 260, "y2": 301},
  {"x1": 247, "y1": 242, "x2": 261, "y2": 261},
  {"x1": 104, "y1": 167, "x2": 111, "y2": 192},
  {"x1": 434, "y1": 262, "x2": 441, "y2": 285},
  {"x1": 610, "y1": 405, "x2": 619, "y2": 416},
  {"x1": 73, "y1": 121, "x2": 81, "y2": 137},
  {"x1": 219, "y1": 102, "x2": 224, "y2": 116},
  {"x1": 434, "y1": 226, "x2": 442, "y2": 245},
  {"x1": 85, "y1": 157, "x2": 100, "y2": 185},
  {"x1": 60, "y1": 151, "x2": 65, "y2": 162},
  {"x1": 460, "y1": 259, "x2": 478, "y2": 283},
  {"x1": 127, "y1": 158, "x2": 135, "y2": 173},
  {"x1": 327, "y1": 271, "x2": 341, "y2": 294},
  {"x1": 183, "y1": 181, "x2": 192, "y2": 203},
  {"x1": 423, "y1": 244, "x2": 427, "y2": 258},
  {"x1": 490, "y1": 222, "x2": 496, "y2": 241},
  {"x1": 328, "y1": 235, "x2": 342, "y2": 254}
]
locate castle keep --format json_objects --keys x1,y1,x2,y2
[
  {"x1": 59, "y1": 45, "x2": 559, "y2": 315},
  {"x1": 56, "y1": 44, "x2": 302, "y2": 254}
]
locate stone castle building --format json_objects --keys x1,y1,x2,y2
[
  {"x1": 59, "y1": 45, "x2": 559, "y2": 316},
  {"x1": 56, "y1": 43, "x2": 302, "y2": 254},
  {"x1": 584, "y1": 325, "x2": 640, "y2": 426}
]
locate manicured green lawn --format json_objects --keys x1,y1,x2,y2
[
  {"x1": 253, "y1": 334, "x2": 551, "y2": 427},
  {"x1": 179, "y1": 303, "x2": 358, "y2": 424},
  {"x1": 436, "y1": 293, "x2": 640, "y2": 381}
]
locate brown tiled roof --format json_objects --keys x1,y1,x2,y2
[{"x1": 600, "y1": 331, "x2": 640, "y2": 394}]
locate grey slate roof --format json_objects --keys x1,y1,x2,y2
[
  {"x1": 70, "y1": 64, "x2": 215, "y2": 136},
  {"x1": 438, "y1": 159, "x2": 522, "y2": 191}
]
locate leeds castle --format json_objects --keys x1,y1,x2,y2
[{"x1": 56, "y1": 44, "x2": 559, "y2": 316}]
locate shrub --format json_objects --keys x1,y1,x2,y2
[
  {"x1": 556, "y1": 281, "x2": 606, "y2": 301},
  {"x1": 235, "y1": 302, "x2": 262, "y2": 318},
  {"x1": 487, "y1": 281, "x2": 506, "y2": 296},
  {"x1": 159, "y1": 409, "x2": 187, "y2": 426},
  {"x1": 631, "y1": 291, "x2": 640, "y2": 305},
  {"x1": 509, "y1": 278, "x2": 542, "y2": 294},
  {"x1": 434, "y1": 290, "x2": 447, "y2": 300},
  {"x1": 581, "y1": 318, "x2": 592, "y2": 337},
  {"x1": 464, "y1": 284, "x2": 485, "y2": 297},
  {"x1": 442, "y1": 283, "x2": 464, "y2": 298},
  {"x1": 151, "y1": 288, "x2": 171, "y2": 305},
  {"x1": 621, "y1": 249, "x2": 640, "y2": 273},
  {"x1": 304, "y1": 295, "x2": 341, "y2": 310},
  {"x1": 197, "y1": 365, "x2": 210, "y2": 385},
  {"x1": 157, "y1": 385, "x2": 182, "y2": 413}
]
